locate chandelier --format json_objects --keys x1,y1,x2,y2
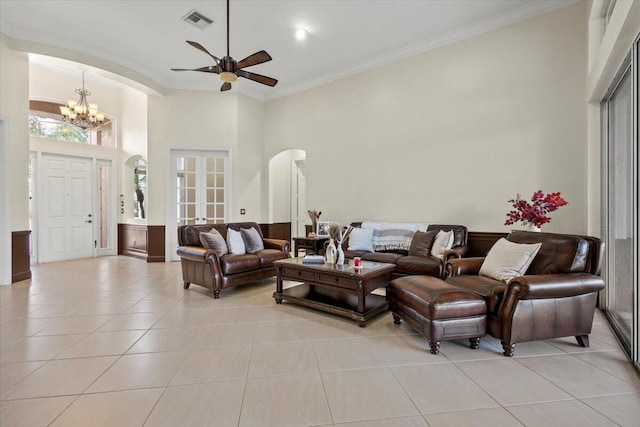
[{"x1": 59, "y1": 72, "x2": 105, "y2": 130}]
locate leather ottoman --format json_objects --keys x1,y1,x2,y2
[{"x1": 388, "y1": 275, "x2": 487, "y2": 354}]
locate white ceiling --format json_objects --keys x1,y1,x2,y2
[{"x1": 0, "y1": 0, "x2": 575, "y2": 101}]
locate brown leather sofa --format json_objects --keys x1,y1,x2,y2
[
  {"x1": 177, "y1": 222, "x2": 290, "y2": 298},
  {"x1": 343, "y1": 223, "x2": 469, "y2": 278},
  {"x1": 446, "y1": 231, "x2": 605, "y2": 356}
]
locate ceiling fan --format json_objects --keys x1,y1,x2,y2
[{"x1": 171, "y1": 0, "x2": 277, "y2": 92}]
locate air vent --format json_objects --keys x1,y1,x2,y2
[{"x1": 182, "y1": 10, "x2": 213, "y2": 29}]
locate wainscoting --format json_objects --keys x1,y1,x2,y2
[
  {"x1": 259, "y1": 222, "x2": 292, "y2": 242},
  {"x1": 118, "y1": 224, "x2": 165, "y2": 262},
  {"x1": 11, "y1": 230, "x2": 31, "y2": 283},
  {"x1": 466, "y1": 231, "x2": 507, "y2": 257}
]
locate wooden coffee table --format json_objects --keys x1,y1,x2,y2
[{"x1": 273, "y1": 258, "x2": 395, "y2": 327}]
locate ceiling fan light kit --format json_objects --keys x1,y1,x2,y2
[
  {"x1": 220, "y1": 72, "x2": 237, "y2": 83},
  {"x1": 172, "y1": 0, "x2": 277, "y2": 92}
]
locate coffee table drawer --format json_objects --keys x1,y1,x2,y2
[
  {"x1": 316, "y1": 273, "x2": 354, "y2": 289},
  {"x1": 282, "y1": 267, "x2": 316, "y2": 282}
]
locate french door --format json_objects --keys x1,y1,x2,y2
[
  {"x1": 169, "y1": 150, "x2": 230, "y2": 260},
  {"x1": 601, "y1": 37, "x2": 639, "y2": 367}
]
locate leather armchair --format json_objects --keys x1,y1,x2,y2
[{"x1": 446, "y1": 231, "x2": 604, "y2": 356}]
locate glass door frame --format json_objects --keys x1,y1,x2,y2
[
  {"x1": 600, "y1": 36, "x2": 639, "y2": 368},
  {"x1": 95, "y1": 158, "x2": 116, "y2": 256}
]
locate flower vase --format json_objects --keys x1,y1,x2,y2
[
  {"x1": 524, "y1": 223, "x2": 541, "y2": 232},
  {"x1": 325, "y1": 239, "x2": 336, "y2": 264},
  {"x1": 336, "y1": 245, "x2": 345, "y2": 265}
]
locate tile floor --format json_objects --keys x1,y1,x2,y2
[{"x1": 1, "y1": 256, "x2": 639, "y2": 426}]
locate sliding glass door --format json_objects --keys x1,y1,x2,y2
[{"x1": 601, "y1": 38, "x2": 639, "y2": 366}]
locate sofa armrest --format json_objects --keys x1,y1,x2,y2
[
  {"x1": 446, "y1": 257, "x2": 485, "y2": 276},
  {"x1": 506, "y1": 273, "x2": 605, "y2": 300},
  {"x1": 444, "y1": 245, "x2": 469, "y2": 261},
  {"x1": 263, "y1": 238, "x2": 291, "y2": 253},
  {"x1": 176, "y1": 246, "x2": 210, "y2": 262}
]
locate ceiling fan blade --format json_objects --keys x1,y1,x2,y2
[
  {"x1": 186, "y1": 41, "x2": 220, "y2": 63},
  {"x1": 237, "y1": 70, "x2": 278, "y2": 87},
  {"x1": 221, "y1": 82, "x2": 232, "y2": 92},
  {"x1": 171, "y1": 66, "x2": 220, "y2": 73},
  {"x1": 237, "y1": 50, "x2": 272, "y2": 69}
]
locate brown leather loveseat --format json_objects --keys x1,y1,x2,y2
[
  {"x1": 446, "y1": 231, "x2": 605, "y2": 356},
  {"x1": 177, "y1": 222, "x2": 290, "y2": 298}
]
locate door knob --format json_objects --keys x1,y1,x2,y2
[{"x1": 85, "y1": 220, "x2": 92, "y2": 223}]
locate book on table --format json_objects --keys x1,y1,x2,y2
[{"x1": 302, "y1": 255, "x2": 325, "y2": 264}]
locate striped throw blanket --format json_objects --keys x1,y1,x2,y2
[{"x1": 361, "y1": 221, "x2": 429, "y2": 252}]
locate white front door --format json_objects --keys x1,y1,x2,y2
[{"x1": 39, "y1": 154, "x2": 94, "y2": 263}]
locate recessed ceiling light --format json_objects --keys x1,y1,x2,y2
[{"x1": 295, "y1": 28, "x2": 308, "y2": 40}]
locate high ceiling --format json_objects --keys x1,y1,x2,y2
[{"x1": 0, "y1": 0, "x2": 574, "y2": 101}]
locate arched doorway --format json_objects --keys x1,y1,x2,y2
[{"x1": 268, "y1": 149, "x2": 307, "y2": 238}]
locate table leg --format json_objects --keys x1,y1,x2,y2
[
  {"x1": 294, "y1": 242, "x2": 299, "y2": 258},
  {"x1": 275, "y1": 266, "x2": 283, "y2": 304},
  {"x1": 357, "y1": 279, "x2": 365, "y2": 314}
]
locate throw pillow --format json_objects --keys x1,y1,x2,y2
[
  {"x1": 199, "y1": 229, "x2": 228, "y2": 257},
  {"x1": 431, "y1": 230, "x2": 454, "y2": 259},
  {"x1": 241, "y1": 227, "x2": 264, "y2": 253},
  {"x1": 226, "y1": 228, "x2": 246, "y2": 255},
  {"x1": 347, "y1": 228, "x2": 374, "y2": 252},
  {"x1": 408, "y1": 230, "x2": 438, "y2": 257},
  {"x1": 479, "y1": 238, "x2": 542, "y2": 282}
]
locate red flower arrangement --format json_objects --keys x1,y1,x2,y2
[{"x1": 505, "y1": 190, "x2": 568, "y2": 228}]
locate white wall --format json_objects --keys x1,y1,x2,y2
[
  {"x1": 147, "y1": 89, "x2": 238, "y2": 227},
  {"x1": 120, "y1": 87, "x2": 148, "y2": 223},
  {"x1": 147, "y1": 89, "x2": 264, "y2": 256},
  {"x1": 0, "y1": 35, "x2": 30, "y2": 232},
  {"x1": 264, "y1": 3, "x2": 588, "y2": 233},
  {"x1": 236, "y1": 95, "x2": 265, "y2": 222},
  {"x1": 269, "y1": 150, "x2": 293, "y2": 222}
]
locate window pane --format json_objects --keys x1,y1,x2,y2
[
  {"x1": 186, "y1": 172, "x2": 196, "y2": 187},
  {"x1": 186, "y1": 157, "x2": 196, "y2": 171},
  {"x1": 99, "y1": 166, "x2": 109, "y2": 249},
  {"x1": 187, "y1": 188, "x2": 196, "y2": 203},
  {"x1": 605, "y1": 69, "x2": 634, "y2": 341},
  {"x1": 187, "y1": 204, "x2": 195, "y2": 218}
]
